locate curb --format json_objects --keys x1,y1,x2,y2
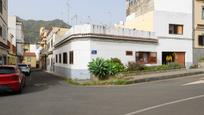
[{"x1": 127, "y1": 71, "x2": 204, "y2": 84}]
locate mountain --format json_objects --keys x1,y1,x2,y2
[{"x1": 18, "y1": 18, "x2": 71, "y2": 44}]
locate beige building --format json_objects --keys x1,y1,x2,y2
[
  {"x1": 194, "y1": 0, "x2": 204, "y2": 64},
  {"x1": 23, "y1": 52, "x2": 37, "y2": 68},
  {"x1": 0, "y1": 0, "x2": 8, "y2": 65}
]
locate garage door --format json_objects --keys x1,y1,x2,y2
[{"x1": 175, "y1": 52, "x2": 185, "y2": 66}]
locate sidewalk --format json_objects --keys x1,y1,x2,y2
[{"x1": 127, "y1": 68, "x2": 204, "y2": 84}]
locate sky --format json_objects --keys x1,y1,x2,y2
[{"x1": 9, "y1": 0, "x2": 126, "y2": 26}]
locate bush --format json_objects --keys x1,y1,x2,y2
[
  {"x1": 111, "y1": 58, "x2": 123, "y2": 65},
  {"x1": 166, "y1": 62, "x2": 183, "y2": 69},
  {"x1": 144, "y1": 62, "x2": 182, "y2": 71},
  {"x1": 88, "y1": 58, "x2": 125, "y2": 80},
  {"x1": 127, "y1": 62, "x2": 145, "y2": 71},
  {"x1": 107, "y1": 59, "x2": 125, "y2": 76},
  {"x1": 88, "y1": 58, "x2": 109, "y2": 80}
]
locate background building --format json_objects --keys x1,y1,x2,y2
[
  {"x1": 53, "y1": 24, "x2": 157, "y2": 80},
  {"x1": 23, "y1": 52, "x2": 36, "y2": 68},
  {"x1": 46, "y1": 27, "x2": 68, "y2": 72},
  {"x1": 8, "y1": 16, "x2": 25, "y2": 63},
  {"x1": 125, "y1": 0, "x2": 193, "y2": 67},
  {"x1": 193, "y1": 0, "x2": 204, "y2": 64},
  {"x1": 0, "y1": 0, "x2": 8, "y2": 65},
  {"x1": 7, "y1": 33, "x2": 17, "y2": 65}
]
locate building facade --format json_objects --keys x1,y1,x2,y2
[
  {"x1": 53, "y1": 24, "x2": 158, "y2": 80},
  {"x1": 0, "y1": 0, "x2": 8, "y2": 65},
  {"x1": 39, "y1": 27, "x2": 49, "y2": 70},
  {"x1": 125, "y1": 0, "x2": 193, "y2": 67},
  {"x1": 46, "y1": 27, "x2": 68, "y2": 72},
  {"x1": 194, "y1": 0, "x2": 204, "y2": 64},
  {"x1": 7, "y1": 33, "x2": 17, "y2": 65},
  {"x1": 8, "y1": 16, "x2": 25, "y2": 63},
  {"x1": 23, "y1": 52, "x2": 37, "y2": 68}
]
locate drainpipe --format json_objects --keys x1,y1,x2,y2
[{"x1": 192, "y1": 0, "x2": 195, "y2": 65}]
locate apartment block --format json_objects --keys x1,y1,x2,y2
[
  {"x1": 125, "y1": 0, "x2": 193, "y2": 67},
  {"x1": 8, "y1": 16, "x2": 25, "y2": 63},
  {"x1": 194, "y1": 0, "x2": 204, "y2": 64},
  {"x1": 0, "y1": 0, "x2": 8, "y2": 65}
]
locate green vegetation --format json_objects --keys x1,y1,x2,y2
[
  {"x1": 127, "y1": 62, "x2": 183, "y2": 72},
  {"x1": 17, "y1": 17, "x2": 71, "y2": 44},
  {"x1": 88, "y1": 58, "x2": 125, "y2": 80},
  {"x1": 66, "y1": 58, "x2": 184, "y2": 86}
]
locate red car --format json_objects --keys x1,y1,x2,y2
[{"x1": 0, "y1": 65, "x2": 26, "y2": 93}]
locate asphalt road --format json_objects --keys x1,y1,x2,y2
[{"x1": 0, "y1": 71, "x2": 204, "y2": 115}]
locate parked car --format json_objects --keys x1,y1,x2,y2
[
  {"x1": 18, "y1": 64, "x2": 31, "y2": 76},
  {"x1": 0, "y1": 65, "x2": 26, "y2": 93}
]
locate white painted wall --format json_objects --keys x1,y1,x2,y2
[
  {"x1": 154, "y1": 11, "x2": 192, "y2": 39},
  {"x1": 90, "y1": 39, "x2": 158, "y2": 66},
  {"x1": 8, "y1": 16, "x2": 17, "y2": 46},
  {"x1": 54, "y1": 39, "x2": 91, "y2": 69},
  {"x1": 154, "y1": 0, "x2": 192, "y2": 14},
  {"x1": 156, "y1": 38, "x2": 193, "y2": 67},
  {"x1": 8, "y1": 16, "x2": 24, "y2": 56}
]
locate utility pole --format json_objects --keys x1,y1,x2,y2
[
  {"x1": 66, "y1": 0, "x2": 71, "y2": 25},
  {"x1": 71, "y1": 14, "x2": 78, "y2": 25}
]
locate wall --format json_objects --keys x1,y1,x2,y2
[
  {"x1": 125, "y1": 11, "x2": 154, "y2": 32},
  {"x1": 0, "y1": 0, "x2": 8, "y2": 45},
  {"x1": 154, "y1": 11, "x2": 192, "y2": 38},
  {"x1": 194, "y1": 0, "x2": 204, "y2": 48},
  {"x1": 23, "y1": 56, "x2": 37, "y2": 68},
  {"x1": 54, "y1": 39, "x2": 91, "y2": 80},
  {"x1": 90, "y1": 39, "x2": 158, "y2": 66},
  {"x1": 8, "y1": 16, "x2": 17, "y2": 46},
  {"x1": 157, "y1": 38, "x2": 193, "y2": 67},
  {"x1": 154, "y1": 0, "x2": 192, "y2": 14}
]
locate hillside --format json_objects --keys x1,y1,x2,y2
[{"x1": 18, "y1": 18, "x2": 71, "y2": 44}]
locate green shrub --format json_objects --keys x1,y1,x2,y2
[
  {"x1": 88, "y1": 58, "x2": 109, "y2": 80},
  {"x1": 166, "y1": 62, "x2": 182, "y2": 69},
  {"x1": 144, "y1": 62, "x2": 182, "y2": 72},
  {"x1": 108, "y1": 58, "x2": 125, "y2": 76},
  {"x1": 88, "y1": 58, "x2": 125, "y2": 80},
  {"x1": 127, "y1": 62, "x2": 145, "y2": 71},
  {"x1": 111, "y1": 58, "x2": 123, "y2": 65}
]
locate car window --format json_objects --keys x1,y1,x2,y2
[{"x1": 0, "y1": 67, "x2": 16, "y2": 74}]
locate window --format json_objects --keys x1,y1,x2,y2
[
  {"x1": 2, "y1": 25, "x2": 6, "y2": 40},
  {"x1": 55, "y1": 55, "x2": 58, "y2": 63},
  {"x1": 69, "y1": 51, "x2": 74, "y2": 64},
  {"x1": 202, "y1": 7, "x2": 204, "y2": 19},
  {"x1": 169, "y1": 24, "x2": 183, "y2": 35},
  {"x1": 198, "y1": 35, "x2": 204, "y2": 46},
  {"x1": 51, "y1": 39, "x2": 53, "y2": 47},
  {"x1": 0, "y1": 67, "x2": 16, "y2": 74},
  {"x1": 136, "y1": 52, "x2": 157, "y2": 64},
  {"x1": 63, "y1": 52, "x2": 68, "y2": 64},
  {"x1": 27, "y1": 57, "x2": 31, "y2": 62},
  {"x1": 0, "y1": 0, "x2": 2, "y2": 14},
  {"x1": 59, "y1": 54, "x2": 61, "y2": 63},
  {"x1": 0, "y1": 26, "x2": 2, "y2": 37},
  {"x1": 126, "y1": 51, "x2": 133, "y2": 56}
]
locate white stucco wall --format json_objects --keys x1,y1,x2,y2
[
  {"x1": 156, "y1": 38, "x2": 193, "y2": 67},
  {"x1": 154, "y1": 0, "x2": 192, "y2": 14},
  {"x1": 154, "y1": 11, "x2": 192, "y2": 39},
  {"x1": 90, "y1": 39, "x2": 158, "y2": 66},
  {"x1": 53, "y1": 39, "x2": 91, "y2": 79},
  {"x1": 8, "y1": 16, "x2": 17, "y2": 46}
]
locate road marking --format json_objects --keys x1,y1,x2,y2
[
  {"x1": 125, "y1": 94, "x2": 204, "y2": 115},
  {"x1": 183, "y1": 80, "x2": 204, "y2": 86}
]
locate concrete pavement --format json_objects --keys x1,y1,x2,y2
[{"x1": 0, "y1": 71, "x2": 204, "y2": 115}]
